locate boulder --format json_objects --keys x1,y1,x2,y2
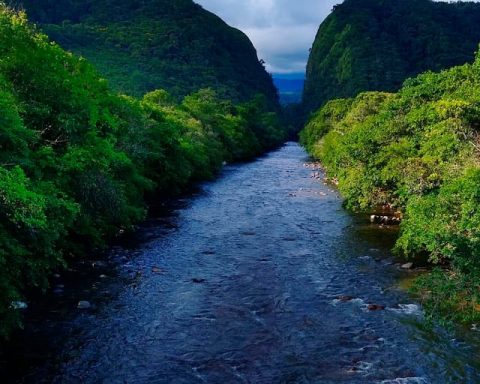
[{"x1": 401, "y1": 262, "x2": 414, "y2": 270}]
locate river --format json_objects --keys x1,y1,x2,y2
[{"x1": 2, "y1": 143, "x2": 480, "y2": 383}]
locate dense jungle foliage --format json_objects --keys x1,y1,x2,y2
[
  {"x1": 0, "y1": 5, "x2": 285, "y2": 337},
  {"x1": 8, "y1": 0, "x2": 279, "y2": 105},
  {"x1": 300, "y1": 53, "x2": 480, "y2": 323},
  {"x1": 303, "y1": 0, "x2": 480, "y2": 114}
]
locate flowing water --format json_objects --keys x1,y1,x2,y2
[{"x1": 3, "y1": 143, "x2": 480, "y2": 383}]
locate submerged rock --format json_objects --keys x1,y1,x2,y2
[
  {"x1": 77, "y1": 301, "x2": 91, "y2": 309},
  {"x1": 192, "y1": 278, "x2": 206, "y2": 284},
  {"x1": 53, "y1": 285, "x2": 64, "y2": 295},
  {"x1": 11, "y1": 301, "x2": 28, "y2": 310},
  {"x1": 92, "y1": 261, "x2": 107, "y2": 269},
  {"x1": 337, "y1": 295, "x2": 355, "y2": 302}
]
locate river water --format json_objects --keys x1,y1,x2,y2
[{"x1": 3, "y1": 143, "x2": 480, "y2": 383}]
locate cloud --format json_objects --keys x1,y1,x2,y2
[
  {"x1": 243, "y1": 24, "x2": 320, "y2": 73},
  {"x1": 195, "y1": 0, "x2": 340, "y2": 74}
]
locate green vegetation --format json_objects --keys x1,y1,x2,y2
[
  {"x1": 303, "y1": 0, "x2": 480, "y2": 114},
  {"x1": 300, "y1": 52, "x2": 480, "y2": 324},
  {"x1": 0, "y1": 5, "x2": 285, "y2": 337},
  {"x1": 9, "y1": 0, "x2": 279, "y2": 105}
]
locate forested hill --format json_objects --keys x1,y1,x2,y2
[
  {"x1": 10, "y1": 0, "x2": 279, "y2": 105},
  {"x1": 303, "y1": 0, "x2": 480, "y2": 113},
  {"x1": 0, "y1": 4, "x2": 285, "y2": 337}
]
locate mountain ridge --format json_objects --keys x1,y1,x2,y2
[
  {"x1": 303, "y1": 0, "x2": 480, "y2": 113},
  {"x1": 10, "y1": 0, "x2": 279, "y2": 106}
]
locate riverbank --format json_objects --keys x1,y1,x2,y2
[{"x1": 299, "y1": 57, "x2": 480, "y2": 324}]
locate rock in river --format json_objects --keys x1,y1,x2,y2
[
  {"x1": 11, "y1": 301, "x2": 28, "y2": 310},
  {"x1": 77, "y1": 301, "x2": 91, "y2": 310},
  {"x1": 367, "y1": 304, "x2": 386, "y2": 311},
  {"x1": 401, "y1": 262, "x2": 414, "y2": 270},
  {"x1": 337, "y1": 295, "x2": 355, "y2": 302}
]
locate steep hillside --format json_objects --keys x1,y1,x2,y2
[
  {"x1": 303, "y1": 0, "x2": 480, "y2": 113},
  {"x1": 11, "y1": 0, "x2": 279, "y2": 105}
]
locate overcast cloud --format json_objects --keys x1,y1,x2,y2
[
  {"x1": 194, "y1": 0, "x2": 342, "y2": 75},
  {"x1": 195, "y1": 0, "x2": 476, "y2": 75}
]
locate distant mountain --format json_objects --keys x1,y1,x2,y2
[
  {"x1": 273, "y1": 75, "x2": 304, "y2": 105},
  {"x1": 12, "y1": 0, "x2": 279, "y2": 105},
  {"x1": 303, "y1": 0, "x2": 480, "y2": 113}
]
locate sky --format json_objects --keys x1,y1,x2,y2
[
  {"x1": 194, "y1": 0, "x2": 342, "y2": 76},
  {"x1": 194, "y1": 0, "x2": 474, "y2": 76}
]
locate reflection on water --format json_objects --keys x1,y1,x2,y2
[{"x1": 2, "y1": 143, "x2": 480, "y2": 383}]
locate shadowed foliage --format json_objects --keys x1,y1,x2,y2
[{"x1": 9, "y1": 0, "x2": 279, "y2": 106}]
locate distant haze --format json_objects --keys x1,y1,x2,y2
[{"x1": 195, "y1": 0, "x2": 478, "y2": 75}]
